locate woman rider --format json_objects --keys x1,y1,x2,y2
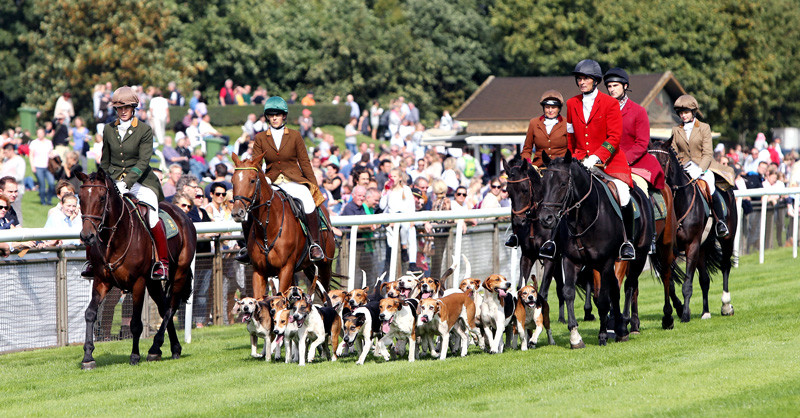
[
  {"x1": 508, "y1": 89, "x2": 568, "y2": 248},
  {"x1": 81, "y1": 86, "x2": 169, "y2": 279},
  {"x1": 670, "y1": 94, "x2": 735, "y2": 237},
  {"x1": 239, "y1": 96, "x2": 327, "y2": 262}
]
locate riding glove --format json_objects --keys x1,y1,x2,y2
[
  {"x1": 582, "y1": 155, "x2": 601, "y2": 170},
  {"x1": 683, "y1": 161, "x2": 703, "y2": 179}
]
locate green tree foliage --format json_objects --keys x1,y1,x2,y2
[
  {"x1": 0, "y1": 0, "x2": 38, "y2": 126},
  {"x1": 23, "y1": 0, "x2": 200, "y2": 118}
]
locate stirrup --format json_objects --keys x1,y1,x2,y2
[
  {"x1": 309, "y1": 243, "x2": 324, "y2": 262},
  {"x1": 235, "y1": 247, "x2": 251, "y2": 264},
  {"x1": 80, "y1": 261, "x2": 94, "y2": 279},
  {"x1": 649, "y1": 239, "x2": 657, "y2": 255},
  {"x1": 539, "y1": 240, "x2": 556, "y2": 259},
  {"x1": 715, "y1": 221, "x2": 729, "y2": 238},
  {"x1": 151, "y1": 260, "x2": 168, "y2": 281},
  {"x1": 505, "y1": 234, "x2": 519, "y2": 248},
  {"x1": 619, "y1": 241, "x2": 636, "y2": 261}
]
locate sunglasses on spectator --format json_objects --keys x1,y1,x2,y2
[
  {"x1": 0, "y1": 205, "x2": 7, "y2": 210},
  {"x1": 195, "y1": 194, "x2": 203, "y2": 199},
  {"x1": 501, "y1": 189, "x2": 508, "y2": 193},
  {"x1": 179, "y1": 203, "x2": 191, "y2": 208},
  {"x1": 456, "y1": 192, "x2": 467, "y2": 197},
  {"x1": 491, "y1": 185, "x2": 502, "y2": 189},
  {"x1": 214, "y1": 192, "x2": 226, "y2": 197}
]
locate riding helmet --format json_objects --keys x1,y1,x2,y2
[
  {"x1": 539, "y1": 90, "x2": 564, "y2": 107},
  {"x1": 673, "y1": 94, "x2": 699, "y2": 112},
  {"x1": 263, "y1": 96, "x2": 289, "y2": 116},
  {"x1": 603, "y1": 67, "x2": 629, "y2": 86},
  {"x1": 572, "y1": 59, "x2": 603, "y2": 82},
  {"x1": 111, "y1": 86, "x2": 139, "y2": 108}
]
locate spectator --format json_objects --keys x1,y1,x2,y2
[
  {"x1": 0, "y1": 193, "x2": 14, "y2": 230},
  {"x1": 42, "y1": 193, "x2": 81, "y2": 246},
  {"x1": 0, "y1": 144, "x2": 26, "y2": 222},
  {"x1": 441, "y1": 156, "x2": 460, "y2": 194},
  {"x1": 321, "y1": 163, "x2": 343, "y2": 213},
  {"x1": 424, "y1": 148, "x2": 443, "y2": 180},
  {"x1": 175, "y1": 191, "x2": 212, "y2": 327},
  {"x1": 451, "y1": 186, "x2": 470, "y2": 210},
  {"x1": 51, "y1": 113, "x2": 70, "y2": 159},
  {"x1": 87, "y1": 133, "x2": 103, "y2": 165},
  {"x1": 369, "y1": 100, "x2": 383, "y2": 140},
  {"x1": 92, "y1": 84, "x2": 104, "y2": 120},
  {"x1": 208, "y1": 150, "x2": 232, "y2": 177},
  {"x1": 346, "y1": 94, "x2": 360, "y2": 119},
  {"x1": 480, "y1": 177, "x2": 503, "y2": 209},
  {"x1": 344, "y1": 118, "x2": 358, "y2": 155},
  {"x1": 0, "y1": 177, "x2": 21, "y2": 226},
  {"x1": 167, "y1": 81, "x2": 185, "y2": 106},
  {"x1": 189, "y1": 90, "x2": 201, "y2": 111},
  {"x1": 69, "y1": 116, "x2": 90, "y2": 168},
  {"x1": 298, "y1": 109, "x2": 314, "y2": 141},
  {"x1": 29, "y1": 128, "x2": 54, "y2": 206},
  {"x1": 243, "y1": 113, "x2": 257, "y2": 139},
  {"x1": 380, "y1": 168, "x2": 417, "y2": 271},
  {"x1": 412, "y1": 176, "x2": 433, "y2": 211},
  {"x1": 199, "y1": 114, "x2": 230, "y2": 145},
  {"x1": 358, "y1": 109, "x2": 370, "y2": 137},
  {"x1": 251, "y1": 86, "x2": 267, "y2": 104},
  {"x1": 204, "y1": 164, "x2": 232, "y2": 199},
  {"x1": 388, "y1": 102, "x2": 402, "y2": 138},
  {"x1": 242, "y1": 85, "x2": 252, "y2": 104},
  {"x1": 176, "y1": 135, "x2": 193, "y2": 172},
  {"x1": 352, "y1": 167, "x2": 373, "y2": 188},
  {"x1": 185, "y1": 116, "x2": 203, "y2": 151},
  {"x1": 219, "y1": 79, "x2": 236, "y2": 106},
  {"x1": 287, "y1": 90, "x2": 298, "y2": 104},
  {"x1": 331, "y1": 95, "x2": 341, "y2": 105},
  {"x1": 301, "y1": 91, "x2": 316, "y2": 106},
  {"x1": 205, "y1": 182, "x2": 229, "y2": 222},
  {"x1": 341, "y1": 185, "x2": 381, "y2": 284},
  {"x1": 234, "y1": 86, "x2": 246, "y2": 105},
  {"x1": 743, "y1": 147, "x2": 763, "y2": 174},
  {"x1": 163, "y1": 164, "x2": 183, "y2": 200},
  {"x1": 407, "y1": 102, "x2": 420, "y2": 125},
  {"x1": 440, "y1": 110, "x2": 454, "y2": 131},
  {"x1": 54, "y1": 91, "x2": 75, "y2": 126},
  {"x1": 54, "y1": 150, "x2": 83, "y2": 192},
  {"x1": 375, "y1": 159, "x2": 393, "y2": 190},
  {"x1": 148, "y1": 89, "x2": 169, "y2": 145}
]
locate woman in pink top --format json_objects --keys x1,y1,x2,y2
[{"x1": 29, "y1": 127, "x2": 55, "y2": 205}]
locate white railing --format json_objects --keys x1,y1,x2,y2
[{"x1": 733, "y1": 187, "x2": 800, "y2": 264}]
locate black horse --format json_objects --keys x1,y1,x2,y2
[
  {"x1": 648, "y1": 138, "x2": 737, "y2": 321},
  {"x1": 538, "y1": 151, "x2": 653, "y2": 347},
  {"x1": 503, "y1": 156, "x2": 566, "y2": 323}
]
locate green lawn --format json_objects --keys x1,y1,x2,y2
[{"x1": 2, "y1": 248, "x2": 799, "y2": 417}]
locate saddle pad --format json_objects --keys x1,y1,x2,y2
[
  {"x1": 651, "y1": 191, "x2": 667, "y2": 221},
  {"x1": 596, "y1": 176, "x2": 624, "y2": 221},
  {"x1": 632, "y1": 198, "x2": 641, "y2": 220},
  {"x1": 700, "y1": 193, "x2": 711, "y2": 218},
  {"x1": 158, "y1": 209, "x2": 179, "y2": 239}
]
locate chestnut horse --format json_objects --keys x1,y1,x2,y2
[
  {"x1": 77, "y1": 169, "x2": 196, "y2": 369},
  {"x1": 230, "y1": 152, "x2": 335, "y2": 299}
]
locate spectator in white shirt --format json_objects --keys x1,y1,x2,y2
[
  {"x1": 148, "y1": 90, "x2": 170, "y2": 145},
  {"x1": 43, "y1": 193, "x2": 81, "y2": 246}
]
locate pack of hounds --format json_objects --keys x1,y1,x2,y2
[{"x1": 231, "y1": 255, "x2": 555, "y2": 366}]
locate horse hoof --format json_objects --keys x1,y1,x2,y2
[
  {"x1": 598, "y1": 338, "x2": 607, "y2": 347},
  {"x1": 171, "y1": 353, "x2": 181, "y2": 360},
  {"x1": 616, "y1": 334, "x2": 629, "y2": 342},
  {"x1": 680, "y1": 313, "x2": 691, "y2": 323},
  {"x1": 631, "y1": 331, "x2": 640, "y2": 335},
  {"x1": 584, "y1": 314, "x2": 596, "y2": 322},
  {"x1": 570, "y1": 341, "x2": 585, "y2": 349},
  {"x1": 81, "y1": 361, "x2": 96, "y2": 370},
  {"x1": 701, "y1": 312, "x2": 711, "y2": 320},
  {"x1": 130, "y1": 355, "x2": 140, "y2": 366},
  {"x1": 721, "y1": 305, "x2": 734, "y2": 316},
  {"x1": 558, "y1": 318, "x2": 567, "y2": 324},
  {"x1": 147, "y1": 353, "x2": 161, "y2": 362},
  {"x1": 662, "y1": 317, "x2": 674, "y2": 330}
]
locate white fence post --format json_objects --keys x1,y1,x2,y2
[
  {"x1": 759, "y1": 196, "x2": 768, "y2": 264},
  {"x1": 348, "y1": 225, "x2": 358, "y2": 291},
  {"x1": 185, "y1": 254, "x2": 195, "y2": 343},
  {"x1": 388, "y1": 223, "x2": 400, "y2": 282},
  {"x1": 794, "y1": 194, "x2": 799, "y2": 259},
  {"x1": 733, "y1": 197, "x2": 743, "y2": 268},
  {"x1": 453, "y1": 219, "x2": 464, "y2": 288}
]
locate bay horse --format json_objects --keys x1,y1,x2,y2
[
  {"x1": 648, "y1": 138, "x2": 737, "y2": 321},
  {"x1": 503, "y1": 156, "x2": 566, "y2": 323},
  {"x1": 230, "y1": 152, "x2": 336, "y2": 300},
  {"x1": 538, "y1": 151, "x2": 653, "y2": 347},
  {"x1": 77, "y1": 169, "x2": 196, "y2": 369}
]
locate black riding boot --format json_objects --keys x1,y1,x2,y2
[
  {"x1": 306, "y1": 208, "x2": 326, "y2": 262},
  {"x1": 81, "y1": 258, "x2": 93, "y2": 278},
  {"x1": 619, "y1": 202, "x2": 636, "y2": 261},
  {"x1": 648, "y1": 192, "x2": 657, "y2": 255},
  {"x1": 235, "y1": 219, "x2": 252, "y2": 264},
  {"x1": 539, "y1": 229, "x2": 557, "y2": 259},
  {"x1": 712, "y1": 190, "x2": 729, "y2": 237},
  {"x1": 505, "y1": 234, "x2": 519, "y2": 248}
]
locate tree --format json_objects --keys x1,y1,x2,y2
[
  {"x1": 0, "y1": 0, "x2": 39, "y2": 128},
  {"x1": 23, "y1": 0, "x2": 201, "y2": 119}
]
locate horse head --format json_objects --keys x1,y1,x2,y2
[
  {"x1": 539, "y1": 149, "x2": 586, "y2": 228},
  {"x1": 77, "y1": 168, "x2": 118, "y2": 246},
  {"x1": 231, "y1": 151, "x2": 268, "y2": 222},
  {"x1": 503, "y1": 156, "x2": 535, "y2": 218},
  {"x1": 648, "y1": 137, "x2": 685, "y2": 186}
]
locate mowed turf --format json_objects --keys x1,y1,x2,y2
[{"x1": 2, "y1": 248, "x2": 800, "y2": 417}]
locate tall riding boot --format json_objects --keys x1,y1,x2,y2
[
  {"x1": 151, "y1": 222, "x2": 170, "y2": 280},
  {"x1": 648, "y1": 192, "x2": 657, "y2": 255},
  {"x1": 80, "y1": 254, "x2": 94, "y2": 278},
  {"x1": 619, "y1": 203, "x2": 636, "y2": 260},
  {"x1": 505, "y1": 233, "x2": 519, "y2": 248},
  {"x1": 712, "y1": 190, "x2": 729, "y2": 237},
  {"x1": 235, "y1": 219, "x2": 252, "y2": 264},
  {"x1": 306, "y1": 208, "x2": 325, "y2": 261}
]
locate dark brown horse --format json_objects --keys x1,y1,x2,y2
[
  {"x1": 77, "y1": 169, "x2": 196, "y2": 369},
  {"x1": 230, "y1": 152, "x2": 336, "y2": 299},
  {"x1": 648, "y1": 138, "x2": 737, "y2": 322}
]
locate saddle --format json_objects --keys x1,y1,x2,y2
[
  {"x1": 122, "y1": 194, "x2": 178, "y2": 238},
  {"x1": 593, "y1": 175, "x2": 640, "y2": 221},
  {"x1": 694, "y1": 180, "x2": 713, "y2": 217}
]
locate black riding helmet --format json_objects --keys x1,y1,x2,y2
[
  {"x1": 603, "y1": 67, "x2": 629, "y2": 86},
  {"x1": 572, "y1": 59, "x2": 603, "y2": 92}
]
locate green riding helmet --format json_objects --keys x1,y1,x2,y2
[{"x1": 263, "y1": 96, "x2": 289, "y2": 116}]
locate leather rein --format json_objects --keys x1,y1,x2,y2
[
  {"x1": 233, "y1": 167, "x2": 285, "y2": 254},
  {"x1": 648, "y1": 148, "x2": 698, "y2": 228},
  {"x1": 539, "y1": 167, "x2": 599, "y2": 238},
  {"x1": 79, "y1": 182, "x2": 135, "y2": 274}
]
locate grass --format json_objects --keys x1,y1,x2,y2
[{"x1": 2, "y1": 248, "x2": 800, "y2": 417}]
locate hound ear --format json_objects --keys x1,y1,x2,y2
[
  {"x1": 416, "y1": 303, "x2": 423, "y2": 315},
  {"x1": 276, "y1": 292, "x2": 283, "y2": 298},
  {"x1": 306, "y1": 295, "x2": 313, "y2": 304},
  {"x1": 542, "y1": 150, "x2": 551, "y2": 165},
  {"x1": 433, "y1": 278, "x2": 440, "y2": 287},
  {"x1": 362, "y1": 286, "x2": 369, "y2": 292},
  {"x1": 355, "y1": 312, "x2": 366, "y2": 326},
  {"x1": 435, "y1": 299, "x2": 444, "y2": 312}
]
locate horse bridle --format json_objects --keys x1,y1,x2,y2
[
  {"x1": 233, "y1": 167, "x2": 265, "y2": 214},
  {"x1": 79, "y1": 181, "x2": 133, "y2": 273},
  {"x1": 232, "y1": 166, "x2": 284, "y2": 253},
  {"x1": 506, "y1": 175, "x2": 539, "y2": 218},
  {"x1": 647, "y1": 148, "x2": 699, "y2": 228},
  {"x1": 539, "y1": 167, "x2": 600, "y2": 237}
]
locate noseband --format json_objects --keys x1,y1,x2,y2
[
  {"x1": 233, "y1": 167, "x2": 265, "y2": 213},
  {"x1": 232, "y1": 166, "x2": 284, "y2": 254},
  {"x1": 506, "y1": 174, "x2": 539, "y2": 218},
  {"x1": 539, "y1": 167, "x2": 599, "y2": 236},
  {"x1": 79, "y1": 181, "x2": 133, "y2": 273}
]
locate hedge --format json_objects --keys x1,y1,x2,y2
[{"x1": 168, "y1": 103, "x2": 352, "y2": 127}]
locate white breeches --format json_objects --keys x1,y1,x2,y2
[
  {"x1": 386, "y1": 222, "x2": 417, "y2": 261},
  {"x1": 700, "y1": 170, "x2": 716, "y2": 194},
  {"x1": 593, "y1": 169, "x2": 630, "y2": 206},
  {"x1": 273, "y1": 181, "x2": 315, "y2": 214},
  {"x1": 116, "y1": 181, "x2": 159, "y2": 227},
  {"x1": 683, "y1": 162, "x2": 716, "y2": 194}
]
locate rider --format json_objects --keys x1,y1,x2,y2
[
  {"x1": 81, "y1": 86, "x2": 169, "y2": 280},
  {"x1": 561, "y1": 59, "x2": 636, "y2": 260},
  {"x1": 670, "y1": 94, "x2": 735, "y2": 237},
  {"x1": 603, "y1": 67, "x2": 666, "y2": 253},
  {"x1": 238, "y1": 96, "x2": 327, "y2": 262},
  {"x1": 507, "y1": 89, "x2": 568, "y2": 248}
]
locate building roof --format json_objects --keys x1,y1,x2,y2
[{"x1": 454, "y1": 72, "x2": 689, "y2": 122}]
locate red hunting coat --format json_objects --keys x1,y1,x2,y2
[
  {"x1": 620, "y1": 99, "x2": 665, "y2": 190},
  {"x1": 566, "y1": 91, "x2": 633, "y2": 187}
]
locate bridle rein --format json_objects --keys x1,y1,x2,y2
[
  {"x1": 79, "y1": 181, "x2": 135, "y2": 273},
  {"x1": 233, "y1": 166, "x2": 285, "y2": 254},
  {"x1": 539, "y1": 166, "x2": 599, "y2": 237}
]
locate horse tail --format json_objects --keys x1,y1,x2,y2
[
  {"x1": 329, "y1": 272, "x2": 346, "y2": 289},
  {"x1": 668, "y1": 258, "x2": 686, "y2": 285},
  {"x1": 702, "y1": 237, "x2": 723, "y2": 277}
]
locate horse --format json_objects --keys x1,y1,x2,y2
[
  {"x1": 503, "y1": 156, "x2": 566, "y2": 323},
  {"x1": 648, "y1": 138, "x2": 737, "y2": 321},
  {"x1": 230, "y1": 152, "x2": 336, "y2": 300},
  {"x1": 538, "y1": 150, "x2": 653, "y2": 347},
  {"x1": 77, "y1": 169, "x2": 196, "y2": 369}
]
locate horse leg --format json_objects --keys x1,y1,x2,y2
[
  {"x1": 608, "y1": 262, "x2": 628, "y2": 342},
  {"x1": 562, "y1": 258, "x2": 584, "y2": 349},
  {"x1": 720, "y1": 240, "x2": 735, "y2": 316},
  {"x1": 519, "y1": 255, "x2": 533, "y2": 290},
  {"x1": 596, "y1": 266, "x2": 612, "y2": 346},
  {"x1": 584, "y1": 272, "x2": 596, "y2": 322},
  {"x1": 277, "y1": 264, "x2": 295, "y2": 295},
  {"x1": 657, "y1": 243, "x2": 676, "y2": 330},
  {"x1": 129, "y1": 280, "x2": 147, "y2": 365},
  {"x1": 252, "y1": 270, "x2": 267, "y2": 300},
  {"x1": 681, "y1": 241, "x2": 701, "y2": 322},
  {"x1": 82, "y1": 280, "x2": 111, "y2": 369},
  {"x1": 145, "y1": 280, "x2": 170, "y2": 361},
  {"x1": 539, "y1": 259, "x2": 565, "y2": 323},
  {"x1": 698, "y1": 257, "x2": 712, "y2": 320}
]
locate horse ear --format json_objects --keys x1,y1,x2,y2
[
  {"x1": 542, "y1": 150, "x2": 551, "y2": 165},
  {"x1": 666, "y1": 135, "x2": 674, "y2": 149},
  {"x1": 521, "y1": 157, "x2": 531, "y2": 171},
  {"x1": 564, "y1": 149, "x2": 572, "y2": 162},
  {"x1": 96, "y1": 166, "x2": 106, "y2": 181},
  {"x1": 501, "y1": 158, "x2": 509, "y2": 173},
  {"x1": 231, "y1": 153, "x2": 241, "y2": 167},
  {"x1": 77, "y1": 171, "x2": 88, "y2": 182},
  {"x1": 252, "y1": 151, "x2": 268, "y2": 165}
]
